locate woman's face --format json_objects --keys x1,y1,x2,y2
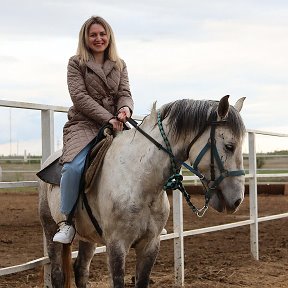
[{"x1": 87, "y1": 23, "x2": 109, "y2": 55}]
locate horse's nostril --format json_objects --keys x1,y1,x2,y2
[{"x1": 234, "y1": 199, "x2": 242, "y2": 208}]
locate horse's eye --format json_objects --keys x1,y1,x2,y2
[{"x1": 225, "y1": 144, "x2": 235, "y2": 152}]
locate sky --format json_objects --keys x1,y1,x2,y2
[{"x1": 0, "y1": 0, "x2": 288, "y2": 155}]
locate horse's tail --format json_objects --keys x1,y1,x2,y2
[{"x1": 62, "y1": 243, "x2": 72, "y2": 288}]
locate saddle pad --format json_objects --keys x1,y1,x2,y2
[{"x1": 85, "y1": 130, "x2": 113, "y2": 192}]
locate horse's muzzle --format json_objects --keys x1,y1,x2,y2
[{"x1": 210, "y1": 189, "x2": 243, "y2": 214}]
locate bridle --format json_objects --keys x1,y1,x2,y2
[{"x1": 127, "y1": 111, "x2": 245, "y2": 217}]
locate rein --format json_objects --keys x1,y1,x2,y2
[{"x1": 127, "y1": 112, "x2": 245, "y2": 217}]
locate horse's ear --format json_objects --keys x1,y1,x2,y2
[
  {"x1": 234, "y1": 97, "x2": 246, "y2": 112},
  {"x1": 217, "y1": 95, "x2": 230, "y2": 119},
  {"x1": 150, "y1": 101, "x2": 158, "y2": 122}
]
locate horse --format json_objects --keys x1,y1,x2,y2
[{"x1": 39, "y1": 95, "x2": 246, "y2": 288}]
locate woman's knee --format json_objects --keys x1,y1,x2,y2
[{"x1": 62, "y1": 162, "x2": 83, "y2": 177}]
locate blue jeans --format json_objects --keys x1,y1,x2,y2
[{"x1": 60, "y1": 143, "x2": 92, "y2": 215}]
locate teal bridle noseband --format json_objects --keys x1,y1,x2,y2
[{"x1": 127, "y1": 111, "x2": 245, "y2": 217}]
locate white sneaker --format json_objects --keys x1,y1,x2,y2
[
  {"x1": 53, "y1": 222, "x2": 76, "y2": 244},
  {"x1": 160, "y1": 228, "x2": 167, "y2": 235}
]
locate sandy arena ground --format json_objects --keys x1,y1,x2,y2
[{"x1": 0, "y1": 190, "x2": 287, "y2": 288}]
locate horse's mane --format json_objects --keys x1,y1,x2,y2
[{"x1": 159, "y1": 99, "x2": 246, "y2": 140}]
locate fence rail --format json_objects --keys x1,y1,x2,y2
[{"x1": 0, "y1": 100, "x2": 287, "y2": 287}]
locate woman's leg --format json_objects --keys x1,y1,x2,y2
[
  {"x1": 60, "y1": 144, "x2": 91, "y2": 215},
  {"x1": 53, "y1": 143, "x2": 92, "y2": 244}
]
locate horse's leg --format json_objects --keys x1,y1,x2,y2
[
  {"x1": 134, "y1": 238, "x2": 160, "y2": 288},
  {"x1": 39, "y1": 183, "x2": 65, "y2": 287},
  {"x1": 40, "y1": 211, "x2": 65, "y2": 287},
  {"x1": 73, "y1": 240, "x2": 96, "y2": 288},
  {"x1": 106, "y1": 241, "x2": 127, "y2": 288}
]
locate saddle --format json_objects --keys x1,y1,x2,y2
[{"x1": 36, "y1": 125, "x2": 114, "y2": 190}]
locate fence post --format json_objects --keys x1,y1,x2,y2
[
  {"x1": 173, "y1": 188, "x2": 184, "y2": 287},
  {"x1": 248, "y1": 132, "x2": 259, "y2": 260},
  {"x1": 41, "y1": 109, "x2": 54, "y2": 288},
  {"x1": 41, "y1": 109, "x2": 54, "y2": 163},
  {"x1": 24, "y1": 149, "x2": 28, "y2": 163}
]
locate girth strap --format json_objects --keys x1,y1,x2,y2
[{"x1": 82, "y1": 193, "x2": 103, "y2": 236}]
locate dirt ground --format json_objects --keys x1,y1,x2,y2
[{"x1": 0, "y1": 190, "x2": 287, "y2": 288}]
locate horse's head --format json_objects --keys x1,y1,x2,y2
[
  {"x1": 158, "y1": 95, "x2": 246, "y2": 214},
  {"x1": 186, "y1": 96, "x2": 246, "y2": 213}
]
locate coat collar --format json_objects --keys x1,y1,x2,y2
[{"x1": 86, "y1": 59, "x2": 116, "y2": 85}]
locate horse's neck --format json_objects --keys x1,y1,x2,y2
[{"x1": 115, "y1": 117, "x2": 188, "y2": 190}]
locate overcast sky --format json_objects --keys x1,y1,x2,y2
[{"x1": 0, "y1": 0, "x2": 288, "y2": 155}]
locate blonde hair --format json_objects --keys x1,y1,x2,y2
[{"x1": 76, "y1": 16, "x2": 123, "y2": 70}]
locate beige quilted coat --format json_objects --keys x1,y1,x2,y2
[{"x1": 60, "y1": 55, "x2": 134, "y2": 164}]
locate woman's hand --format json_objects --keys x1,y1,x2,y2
[
  {"x1": 109, "y1": 118, "x2": 124, "y2": 131},
  {"x1": 117, "y1": 106, "x2": 131, "y2": 123}
]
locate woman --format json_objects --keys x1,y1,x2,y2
[{"x1": 53, "y1": 16, "x2": 134, "y2": 244}]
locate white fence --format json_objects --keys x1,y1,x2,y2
[{"x1": 0, "y1": 99, "x2": 288, "y2": 287}]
